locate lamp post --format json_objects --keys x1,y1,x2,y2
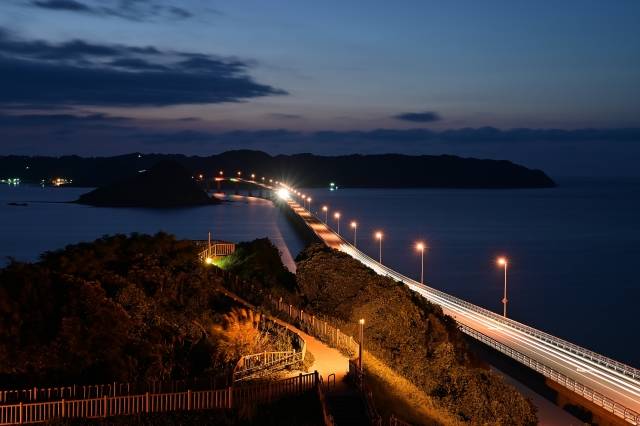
[
  {"x1": 358, "y1": 318, "x2": 365, "y2": 371},
  {"x1": 351, "y1": 221, "x2": 358, "y2": 247},
  {"x1": 334, "y1": 212, "x2": 341, "y2": 234},
  {"x1": 416, "y1": 242, "x2": 425, "y2": 284},
  {"x1": 322, "y1": 206, "x2": 328, "y2": 223},
  {"x1": 307, "y1": 197, "x2": 312, "y2": 212},
  {"x1": 497, "y1": 257, "x2": 508, "y2": 317},
  {"x1": 375, "y1": 232, "x2": 383, "y2": 263}
]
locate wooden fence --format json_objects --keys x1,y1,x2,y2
[
  {"x1": 233, "y1": 351, "x2": 304, "y2": 382},
  {"x1": 266, "y1": 296, "x2": 360, "y2": 358},
  {"x1": 0, "y1": 372, "x2": 319, "y2": 425},
  {"x1": 349, "y1": 360, "x2": 383, "y2": 426},
  {"x1": 0, "y1": 379, "x2": 227, "y2": 405}
]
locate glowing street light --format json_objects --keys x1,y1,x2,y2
[
  {"x1": 251, "y1": 173, "x2": 255, "y2": 180},
  {"x1": 237, "y1": 171, "x2": 242, "y2": 177},
  {"x1": 276, "y1": 188, "x2": 290, "y2": 200},
  {"x1": 218, "y1": 170, "x2": 223, "y2": 176},
  {"x1": 307, "y1": 197, "x2": 312, "y2": 212},
  {"x1": 334, "y1": 212, "x2": 341, "y2": 234},
  {"x1": 497, "y1": 257, "x2": 509, "y2": 317},
  {"x1": 415, "y1": 242, "x2": 426, "y2": 284},
  {"x1": 322, "y1": 205, "x2": 328, "y2": 223},
  {"x1": 358, "y1": 318, "x2": 365, "y2": 371},
  {"x1": 375, "y1": 232, "x2": 383, "y2": 263},
  {"x1": 350, "y1": 221, "x2": 358, "y2": 247}
]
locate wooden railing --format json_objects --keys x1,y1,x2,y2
[
  {"x1": 0, "y1": 372, "x2": 319, "y2": 425},
  {"x1": 349, "y1": 360, "x2": 382, "y2": 426},
  {"x1": 195, "y1": 241, "x2": 236, "y2": 260},
  {"x1": 233, "y1": 351, "x2": 304, "y2": 382},
  {"x1": 266, "y1": 296, "x2": 359, "y2": 358},
  {"x1": 0, "y1": 379, "x2": 229, "y2": 405}
]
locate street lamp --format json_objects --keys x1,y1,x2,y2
[
  {"x1": 358, "y1": 318, "x2": 365, "y2": 371},
  {"x1": 307, "y1": 197, "x2": 312, "y2": 212},
  {"x1": 497, "y1": 257, "x2": 508, "y2": 317},
  {"x1": 416, "y1": 242, "x2": 426, "y2": 284},
  {"x1": 350, "y1": 221, "x2": 358, "y2": 247},
  {"x1": 322, "y1": 205, "x2": 328, "y2": 223},
  {"x1": 219, "y1": 170, "x2": 223, "y2": 176},
  {"x1": 375, "y1": 232, "x2": 383, "y2": 263},
  {"x1": 334, "y1": 212, "x2": 341, "y2": 234},
  {"x1": 250, "y1": 173, "x2": 255, "y2": 180}
]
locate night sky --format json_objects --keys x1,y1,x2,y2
[{"x1": 1, "y1": 0, "x2": 639, "y2": 177}]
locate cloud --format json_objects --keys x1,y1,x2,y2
[
  {"x1": 32, "y1": 0, "x2": 92, "y2": 12},
  {"x1": 0, "y1": 112, "x2": 131, "y2": 125},
  {"x1": 27, "y1": 0, "x2": 199, "y2": 21},
  {"x1": 268, "y1": 113, "x2": 303, "y2": 120},
  {"x1": 393, "y1": 111, "x2": 441, "y2": 123},
  {"x1": 0, "y1": 30, "x2": 285, "y2": 108}
]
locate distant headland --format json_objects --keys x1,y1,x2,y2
[{"x1": 0, "y1": 150, "x2": 556, "y2": 189}]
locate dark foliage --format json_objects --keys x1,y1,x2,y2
[
  {"x1": 76, "y1": 160, "x2": 216, "y2": 207},
  {"x1": 0, "y1": 233, "x2": 233, "y2": 386},
  {"x1": 218, "y1": 238, "x2": 298, "y2": 302},
  {"x1": 0, "y1": 150, "x2": 555, "y2": 189},
  {"x1": 293, "y1": 244, "x2": 537, "y2": 425}
]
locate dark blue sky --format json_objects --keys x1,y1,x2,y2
[{"x1": 0, "y1": 0, "x2": 639, "y2": 177}]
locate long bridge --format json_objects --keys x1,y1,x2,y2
[{"x1": 222, "y1": 177, "x2": 640, "y2": 424}]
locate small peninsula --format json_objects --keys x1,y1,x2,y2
[{"x1": 76, "y1": 160, "x2": 217, "y2": 207}]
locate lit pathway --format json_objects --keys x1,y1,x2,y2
[{"x1": 217, "y1": 286, "x2": 349, "y2": 383}]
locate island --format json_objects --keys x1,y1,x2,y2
[
  {"x1": 1, "y1": 150, "x2": 556, "y2": 189},
  {"x1": 76, "y1": 160, "x2": 217, "y2": 207}
]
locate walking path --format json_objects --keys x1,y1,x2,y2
[{"x1": 217, "y1": 286, "x2": 349, "y2": 383}]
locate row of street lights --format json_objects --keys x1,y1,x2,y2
[{"x1": 286, "y1": 186, "x2": 511, "y2": 319}]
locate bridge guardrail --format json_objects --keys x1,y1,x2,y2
[{"x1": 459, "y1": 324, "x2": 639, "y2": 425}]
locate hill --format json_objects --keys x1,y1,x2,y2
[
  {"x1": 76, "y1": 160, "x2": 216, "y2": 207},
  {"x1": 1, "y1": 151, "x2": 555, "y2": 189}
]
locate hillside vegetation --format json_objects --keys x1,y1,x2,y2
[
  {"x1": 226, "y1": 241, "x2": 538, "y2": 425},
  {"x1": 0, "y1": 233, "x2": 283, "y2": 387}
]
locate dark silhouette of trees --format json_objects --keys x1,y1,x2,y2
[{"x1": 0, "y1": 233, "x2": 234, "y2": 386}]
